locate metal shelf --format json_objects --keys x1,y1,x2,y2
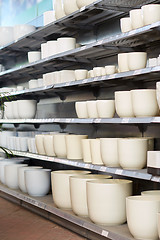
[
  {"x1": 1, "y1": 21, "x2": 160, "y2": 85},
  {"x1": 4, "y1": 150, "x2": 158, "y2": 182},
  {"x1": 0, "y1": 184, "x2": 136, "y2": 240},
  {"x1": 0, "y1": 0, "x2": 159, "y2": 61}
]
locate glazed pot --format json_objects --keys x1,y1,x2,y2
[
  {"x1": 96, "y1": 100, "x2": 115, "y2": 118},
  {"x1": 41, "y1": 42, "x2": 48, "y2": 59},
  {"x1": 105, "y1": 65, "x2": 116, "y2": 75},
  {"x1": 51, "y1": 170, "x2": 90, "y2": 209},
  {"x1": 90, "y1": 139, "x2": 103, "y2": 165},
  {"x1": 126, "y1": 195, "x2": 160, "y2": 240},
  {"x1": 115, "y1": 91, "x2": 134, "y2": 118},
  {"x1": 141, "y1": 190, "x2": 160, "y2": 196},
  {"x1": 25, "y1": 169, "x2": 51, "y2": 196},
  {"x1": 28, "y1": 79, "x2": 38, "y2": 89},
  {"x1": 28, "y1": 51, "x2": 41, "y2": 63},
  {"x1": 18, "y1": 166, "x2": 43, "y2": 193},
  {"x1": 131, "y1": 89, "x2": 159, "y2": 117},
  {"x1": 75, "y1": 69, "x2": 88, "y2": 81},
  {"x1": 43, "y1": 135, "x2": 56, "y2": 157},
  {"x1": 14, "y1": 24, "x2": 35, "y2": 40},
  {"x1": 82, "y1": 139, "x2": 92, "y2": 163},
  {"x1": 76, "y1": 0, "x2": 95, "y2": 8},
  {"x1": 4, "y1": 102, "x2": 13, "y2": 119},
  {"x1": 47, "y1": 40, "x2": 58, "y2": 57},
  {"x1": 75, "y1": 101, "x2": 89, "y2": 118},
  {"x1": 130, "y1": 9, "x2": 144, "y2": 29},
  {"x1": 128, "y1": 52, "x2": 147, "y2": 71},
  {"x1": 19, "y1": 137, "x2": 28, "y2": 152},
  {"x1": 0, "y1": 131, "x2": 16, "y2": 148},
  {"x1": 87, "y1": 179, "x2": 132, "y2": 226},
  {"x1": 18, "y1": 100, "x2": 37, "y2": 119},
  {"x1": 0, "y1": 26, "x2": 14, "y2": 47},
  {"x1": 70, "y1": 174, "x2": 112, "y2": 217},
  {"x1": 100, "y1": 138, "x2": 120, "y2": 167},
  {"x1": 54, "y1": 0, "x2": 66, "y2": 20},
  {"x1": 87, "y1": 101, "x2": 98, "y2": 118},
  {"x1": 66, "y1": 135, "x2": 88, "y2": 159},
  {"x1": 118, "y1": 53, "x2": 129, "y2": 72},
  {"x1": 53, "y1": 133, "x2": 68, "y2": 158},
  {"x1": 57, "y1": 37, "x2": 76, "y2": 53},
  {"x1": 5, "y1": 164, "x2": 28, "y2": 189},
  {"x1": 0, "y1": 160, "x2": 20, "y2": 184},
  {"x1": 118, "y1": 138, "x2": 148, "y2": 170},
  {"x1": 64, "y1": 0, "x2": 79, "y2": 15},
  {"x1": 120, "y1": 17, "x2": 132, "y2": 33},
  {"x1": 35, "y1": 135, "x2": 46, "y2": 155},
  {"x1": 12, "y1": 101, "x2": 20, "y2": 119},
  {"x1": 60, "y1": 70, "x2": 75, "y2": 83},
  {"x1": 43, "y1": 10, "x2": 56, "y2": 26},
  {"x1": 142, "y1": 4, "x2": 160, "y2": 26}
]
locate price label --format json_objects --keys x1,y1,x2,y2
[
  {"x1": 65, "y1": 82, "x2": 70, "y2": 87},
  {"x1": 98, "y1": 40, "x2": 103, "y2": 45},
  {"x1": 100, "y1": 166, "x2": 106, "y2": 171},
  {"x1": 134, "y1": 69, "x2": 142, "y2": 75},
  {"x1": 108, "y1": 74, "x2": 116, "y2": 79},
  {"x1": 115, "y1": 169, "x2": 123, "y2": 175},
  {"x1": 55, "y1": 118, "x2": 60, "y2": 122},
  {"x1": 95, "y1": 118, "x2": 101, "y2": 123},
  {"x1": 80, "y1": 6, "x2": 85, "y2": 12},
  {"x1": 121, "y1": 118, "x2": 130, "y2": 123},
  {"x1": 93, "y1": 77, "x2": 98, "y2": 82},
  {"x1": 151, "y1": 176, "x2": 160, "y2": 182},
  {"x1": 65, "y1": 119, "x2": 71, "y2": 123},
  {"x1": 82, "y1": 79, "x2": 88, "y2": 84},
  {"x1": 81, "y1": 46, "x2": 86, "y2": 51},
  {"x1": 101, "y1": 230, "x2": 109, "y2": 237}
]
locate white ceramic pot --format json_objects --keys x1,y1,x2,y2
[
  {"x1": 90, "y1": 139, "x2": 103, "y2": 165},
  {"x1": 43, "y1": 72, "x2": 55, "y2": 86},
  {"x1": 75, "y1": 69, "x2": 88, "y2": 81},
  {"x1": 157, "y1": 212, "x2": 160, "y2": 239},
  {"x1": 118, "y1": 53, "x2": 129, "y2": 72},
  {"x1": 17, "y1": 86, "x2": 24, "y2": 91},
  {"x1": 5, "y1": 164, "x2": 28, "y2": 189},
  {"x1": 15, "y1": 137, "x2": 21, "y2": 151},
  {"x1": 70, "y1": 174, "x2": 112, "y2": 217},
  {"x1": 51, "y1": 170, "x2": 90, "y2": 209},
  {"x1": 105, "y1": 65, "x2": 116, "y2": 75},
  {"x1": 130, "y1": 9, "x2": 144, "y2": 29},
  {"x1": 147, "y1": 151, "x2": 160, "y2": 168},
  {"x1": 87, "y1": 179, "x2": 132, "y2": 226},
  {"x1": 88, "y1": 70, "x2": 94, "y2": 78},
  {"x1": 82, "y1": 139, "x2": 92, "y2": 163},
  {"x1": 41, "y1": 42, "x2": 48, "y2": 59},
  {"x1": 38, "y1": 78, "x2": 44, "y2": 87},
  {"x1": 141, "y1": 190, "x2": 160, "y2": 196},
  {"x1": 142, "y1": 4, "x2": 160, "y2": 26},
  {"x1": 0, "y1": 26, "x2": 14, "y2": 46},
  {"x1": 100, "y1": 138, "x2": 120, "y2": 167},
  {"x1": 57, "y1": 37, "x2": 76, "y2": 53},
  {"x1": 76, "y1": 0, "x2": 95, "y2": 8},
  {"x1": 96, "y1": 100, "x2": 115, "y2": 118},
  {"x1": 60, "y1": 70, "x2": 75, "y2": 83},
  {"x1": 93, "y1": 67, "x2": 103, "y2": 77},
  {"x1": 64, "y1": 0, "x2": 79, "y2": 15},
  {"x1": 66, "y1": 135, "x2": 88, "y2": 159},
  {"x1": 0, "y1": 131, "x2": 16, "y2": 148},
  {"x1": 126, "y1": 195, "x2": 160, "y2": 240},
  {"x1": 18, "y1": 100, "x2": 37, "y2": 119},
  {"x1": 4, "y1": 102, "x2": 13, "y2": 119},
  {"x1": 120, "y1": 17, "x2": 132, "y2": 33},
  {"x1": 43, "y1": 135, "x2": 56, "y2": 157},
  {"x1": 118, "y1": 138, "x2": 148, "y2": 170},
  {"x1": 115, "y1": 91, "x2": 134, "y2": 118},
  {"x1": 53, "y1": 133, "x2": 68, "y2": 158},
  {"x1": 131, "y1": 89, "x2": 159, "y2": 117},
  {"x1": 86, "y1": 101, "x2": 98, "y2": 118},
  {"x1": 28, "y1": 79, "x2": 38, "y2": 89},
  {"x1": 12, "y1": 101, "x2": 20, "y2": 119},
  {"x1": 43, "y1": 10, "x2": 56, "y2": 26},
  {"x1": 47, "y1": 40, "x2": 58, "y2": 57},
  {"x1": 53, "y1": 71, "x2": 61, "y2": 84},
  {"x1": 156, "y1": 81, "x2": 160, "y2": 109},
  {"x1": 28, "y1": 51, "x2": 41, "y2": 63},
  {"x1": 35, "y1": 135, "x2": 46, "y2": 155},
  {"x1": 128, "y1": 52, "x2": 147, "y2": 71},
  {"x1": 75, "y1": 101, "x2": 89, "y2": 118},
  {"x1": 0, "y1": 160, "x2": 20, "y2": 184},
  {"x1": 54, "y1": 0, "x2": 66, "y2": 20},
  {"x1": 25, "y1": 169, "x2": 51, "y2": 196},
  {"x1": 27, "y1": 137, "x2": 37, "y2": 154},
  {"x1": 19, "y1": 137, "x2": 28, "y2": 152},
  {"x1": 18, "y1": 166, "x2": 43, "y2": 193},
  {"x1": 14, "y1": 24, "x2": 36, "y2": 40}
]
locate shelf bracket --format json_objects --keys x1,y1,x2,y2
[
  {"x1": 34, "y1": 123, "x2": 40, "y2": 129},
  {"x1": 137, "y1": 124, "x2": 148, "y2": 136},
  {"x1": 91, "y1": 86, "x2": 100, "y2": 98}
]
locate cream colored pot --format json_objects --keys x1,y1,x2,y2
[
  {"x1": 118, "y1": 53, "x2": 129, "y2": 72},
  {"x1": 130, "y1": 9, "x2": 144, "y2": 30},
  {"x1": 86, "y1": 101, "x2": 98, "y2": 118},
  {"x1": 142, "y1": 4, "x2": 160, "y2": 26},
  {"x1": 126, "y1": 195, "x2": 160, "y2": 240},
  {"x1": 76, "y1": 0, "x2": 95, "y2": 8},
  {"x1": 64, "y1": 0, "x2": 79, "y2": 15},
  {"x1": 35, "y1": 135, "x2": 46, "y2": 155},
  {"x1": 66, "y1": 135, "x2": 88, "y2": 159},
  {"x1": 54, "y1": 0, "x2": 66, "y2": 19},
  {"x1": 141, "y1": 190, "x2": 160, "y2": 196},
  {"x1": 128, "y1": 52, "x2": 147, "y2": 71},
  {"x1": 96, "y1": 100, "x2": 115, "y2": 118},
  {"x1": 87, "y1": 179, "x2": 132, "y2": 226},
  {"x1": 115, "y1": 91, "x2": 134, "y2": 118},
  {"x1": 120, "y1": 17, "x2": 132, "y2": 33},
  {"x1": 51, "y1": 170, "x2": 90, "y2": 209},
  {"x1": 70, "y1": 174, "x2": 112, "y2": 217},
  {"x1": 90, "y1": 139, "x2": 103, "y2": 165},
  {"x1": 53, "y1": 133, "x2": 68, "y2": 158},
  {"x1": 43, "y1": 135, "x2": 56, "y2": 157},
  {"x1": 82, "y1": 139, "x2": 92, "y2": 163},
  {"x1": 75, "y1": 101, "x2": 89, "y2": 118}
]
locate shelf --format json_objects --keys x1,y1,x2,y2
[
  {"x1": 1, "y1": 21, "x2": 160, "y2": 85},
  {"x1": 0, "y1": 183, "x2": 136, "y2": 240},
  {"x1": 3, "y1": 150, "x2": 158, "y2": 182},
  {"x1": 0, "y1": 0, "x2": 158, "y2": 61}
]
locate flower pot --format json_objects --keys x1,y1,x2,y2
[{"x1": 66, "y1": 135, "x2": 88, "y2": 159}]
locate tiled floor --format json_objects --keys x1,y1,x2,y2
[{"x1": 0, "y1": 197, "x2": 87, "y2": 240}]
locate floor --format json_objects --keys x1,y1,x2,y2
[{"x1": 0, "y1": 197, "x2": 87, "y2": 240}]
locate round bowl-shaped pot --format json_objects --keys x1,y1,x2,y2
[
  {"x1": 0, "y1": 160, "x2": 21, "y2": 184},
  {"x1": 115, "y1": 91, "x2": 134, "y2": 118},
  {"x1": 25, "y1": 169, "x2": 51, "y2": 197},
  {"x1": 54, "y1": 0, "x2": 66, "y2": 20},
  {"x1": 57, "y1": 37, "x2": 76, "y2": 53},
  {"x1": 43, "y1": 135, "x2": 56, "y2": 157},
  {"x1": 96, "y1": 100, "x2": 115, "y2": 118},
  {"x1": 86, "y1": 101, "x2": 98, "y2": 118},
  {"x1": 66, "y1": 135, "x2": 88, "y2": 160},
  {"x1": 141, "y1": 190, "x2": 160, "y2": 196},
  {"x1": 75, "y1": 101, "x2": 89, "y2": 118},
  {"x1": 118, "y1": 53, "x2": 129, "y2": 72},
  {"x1": 18, "y1": 100, "x2": 37, "y2": 119},
  {"x1": 82, "y1": 139, "x2": 92, "y2": 163},
  {"x1": 47, "y1": 40, "x2": 58, "y2": 57},
  {"x1": 93, "y1": 67, "x2": 103, "y2": 77},
  {"x1": 118, "y1": 138, "x2": 148, "y2": 170},
  {"x1": 128, "y1": 52, "x2": 147, "y2": 71},
  {"x1": 129, "y1": 9, "x2": 144, "y2": 29},
  {"x1": 4, "y1": 102, "x2": 13, "y2": 119},
  {"x1": 28, "y1": 51, "x2": 41, "y2": 63},
  {"x1": 105, "y1": 65, "x2": 116, "y2": 75},
  {"x1": 126, "y1": 195, "x2": 160, "y2": 240},
  {"x1": 64, "y1": 0, "x2": 79, "y2": 15},
  {"x1": 142, "y1": 4, "x2": 160, "y2": 26},
  {"x1": 70, "y1": 174, "x2": 112, "y2": 217},
  {"x1": 76, "y1": 0, "x2": 95, "y2": 8},
  {"x1": 0, "y1": 26, "x2": 14, "y2": 47},
  {"x1": 131, "y1": 89, "x2": 159, "y2": 117},
  {"x1": 60, "y1": 70, "x2": 75, "y2": 83},
  {"x1": 53, "y1": 133, "x2": 69, "y2": 158},
  {"x1": 87, "y1": 179, "x2": 132, "y2": 226},
  {"x1": 51, "y1": 170, "x2": 90, "y2": 210},
  {"x1": 100, "y1": 138, "x2": 120, "y2": 167},
  {"x1": 14, "y1": 24, "x2": 35, "y2": 40},
  {"x1": 90, "y1": 139, "x2": 103, "y2": 165},
  {"x1": 75, "y1": 69, "x2": 88, "y2": 81},
  {"x1": 5, "y1": 164, "x2": 28, "y2": 189},
  {"x1": 12, "y1": 101, "x2": 20, "y2": 119},
  {"x1": 35, "y1": 135, "x2": 46, "y2": 155},
  {"x1": 120, "y1": 17, "x2": 132, "y2": 33},
  {"x1": 18, "y1": 166, "x2": 43, "y2": 193}
]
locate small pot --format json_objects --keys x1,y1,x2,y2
[{"x1": 66, "y1": 135, "x2": 88, "y2": 159}]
